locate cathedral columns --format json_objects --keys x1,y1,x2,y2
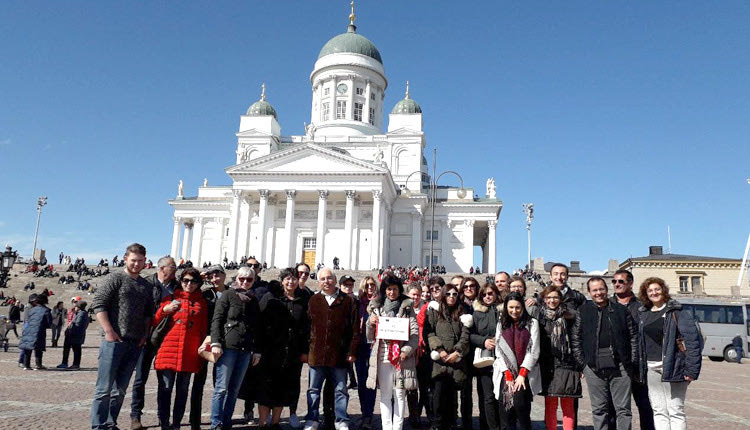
[
  {"x1": 227, "y1": 190, "x2": 242, "y2": 263},
  {"x1": 315, "y1": 190, "x2": 329, "y2": 267},
  {"x1": 257, "y1": 190, "x2": 269, "y2": 264},
  {"x1": 364, "y1": 80, "x2": 372, "y2": 124},
  {"x1": 181, "y1": 222, "x2": 193, "y2": 262},
  {"x1": 487, "y1": 220, "x2": 497, "y2": 274},
  {"x1": 343, "y1": 190, "x2": 355, "y2": 270},
  {"x1": 170, "y1": 217, "x2": 181, "y2": 259},
  {"x1": 411, "y1": 212, "x2": 422, "y2": 265},
  {"x1": 371, "y1": 190, "x2": 382, "y2": 269},
  {"x1": 464, "y1": 220, "x2": 475, "y2": 272},
  {"x1": 284, "y1": 190, "x2": 297, "y2": 267},
  {"x1": 237, "y1": 195, "x2": 251, "y2": 260},
  {"x1": 190, "y1": 218, "x2": 204, "y2": 266}
]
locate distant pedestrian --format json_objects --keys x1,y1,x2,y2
[
  {"x1": 18, "y1": 292, "x2": 52, "y2": 370},
  {"x1": 50, "y1": 301, "x2": 65, "y2": 348},
  {"x1": 58, "y1": 301, "x2": 89, "y2": 369},
  {"x1": 732, "y1": 335, "x2": 743, "y2": 364}
]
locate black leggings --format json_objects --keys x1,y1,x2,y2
[
  {"x1": 506, "y1": 386, "x2": 532, "y2": 430},
  {"x1": 432, "y1": 375, "x2": 459, "y2": 430}
]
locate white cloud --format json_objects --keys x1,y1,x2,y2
[{"x1": 588, "y1": 269, "x2": 607, "y2": 275}]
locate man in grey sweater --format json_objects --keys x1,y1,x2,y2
[{"x1": 90, "y1": 243, "x2": 154, "y2": 430}]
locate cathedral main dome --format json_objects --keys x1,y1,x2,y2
[{"x1": 317, "y1": 24, "x2": 382, "y2": 64}]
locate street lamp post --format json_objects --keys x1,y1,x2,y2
[
  {"x1": 31, "y1": 196, "x2": 47, "y2": 263},
  {"x1": 522, "y1": 203, "x2": 534, "y2": 271},
  {"x1": 0, "y1": 245, "x2": 18, "y2": 288},
  {"x1": 402, "y1": 149, "x2": 466, "y2": 277}
]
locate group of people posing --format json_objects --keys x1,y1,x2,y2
[{"x1": 87, "y1": 243, "x2": 703, "y2": 430}]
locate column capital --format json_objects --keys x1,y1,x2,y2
[
  {"x1": 286, "y1": 190, "x2": 297, "y2": 200},
  {"x1": 464, "y1": 219, "x2": 475, "y2": 227},
  {"x1": 232, "y1": 189, "x2": 242, "y2": 199},
  {"x1": 346, "y1": 190, "x2": 357, "y2": 200},
  {"x1": 372, "y1": 190, "x2": 383, "y2": 201},
  {"x1": 259, "y1": 189, "x2": 270, "y2": 199},
  {"x1": 318, "y1": 190, "x2": 330, "y2": 200},
  {"x1": 488, "y1": 220, "x2": 497, "y2": 229},
  {"x1": 173, "y1": 216, "x2": 181, "y2": 223},
  {"x1": 184, "y1": 221, "x2": 194, "y2": 229}
]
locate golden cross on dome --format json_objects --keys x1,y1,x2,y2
[
  {"x1": 260, "y1": 83, "x2": 266, "y2": 101},
  {"x1": 405, "y1": 81, "x2": 410, "y2": 100},
  {"x1": 349, "y1": 1, "x2": 356, "y2": 25}
]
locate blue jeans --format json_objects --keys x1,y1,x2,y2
[
  {"x1": 91, "y1": 339, "x2": 142, "y2": 430},
  {"x1": 157, "y1": 369, "x2": 192, "y2": 428},
  {"x1": 355, "y1": 342, "x2": 376, "y2": 418},
  {"x1": 130, "y1": 342, "x2": 157, "y2": 419},
  {"x1": 211, "y1": 349, "x2": 251, "y2": 428},
  {"x1": 306, "y1": 366, "x2": 349, "y2": 424}
]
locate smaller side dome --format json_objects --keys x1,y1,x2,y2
[
  {"x1": 391, "y1": 80, "x2": 422, "y2": 114},
  {"x1": 246, "y1": 83, "x2": 277, "y2": 120}
]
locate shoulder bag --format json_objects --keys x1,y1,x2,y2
[{"x1": 672, "y1": 312, "x2": 686, "y2": 353}]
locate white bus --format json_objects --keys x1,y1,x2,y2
[{"x1": 679, "y1": 298, "x2": 749, "y2": 362}]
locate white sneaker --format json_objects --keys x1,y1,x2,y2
[
  {"x1": 289, "y1": 413, "x2": 301, "y2": 429},
  {"x1": 334, "y1": 422, "x2": 350, "y2": 430},
  {"x1": 304, "y1": 420, "x2": 320, "y2": 430}
]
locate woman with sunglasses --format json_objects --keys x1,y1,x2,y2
[
  {"x1": 295, "y1": 263, "x2": 313, "y2": 299},
  {"x1": 424, "y1": 281, "x2": 473, "y2": 430},
  {"x1": 469, "y1": 283, "x2": 505, "y2": 430},
  {"x1": 354, "y1": 276, "x2": 379, "y2": 429},
  {"x1": 637, "y1": 277, "x2": 702, "y2": 430},
  {"x1": 533, "y1": 285, "x2": 582, "y2": 430},
  {"x1": 152, "y1": 267, "x2": 208, "y2": 430},
  {"x1": 492, "y1": 292, "x2": 541, "y2": 430},
  {"x1": 365, "y1": 275, "x2": 419, "y2": 430},
  {"x1": 458, "y1": 277, "x2": 480, "y2": 430},
  {"x1": 209, "y1": 266, "x2": 263, "y2": 430}
]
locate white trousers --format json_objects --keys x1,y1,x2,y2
[
  {"x1": 378, "y1": 361, "x2": 406, "y2": 430},
  {"x1": 646, "y1": 368, "x2": 688, "y2": 430}
]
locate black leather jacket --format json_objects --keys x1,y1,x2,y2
[{"x1": 572, "y1": 300, "x2": 638, "y2": 373}]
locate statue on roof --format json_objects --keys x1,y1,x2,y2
[
  {"x1": 177, "y1": 179, "x2": 184, "y2": 198},
  {"x1": 486, "y1": 177, "x2": 496, "y2": 199}
]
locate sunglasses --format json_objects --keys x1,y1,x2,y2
[
  {"x1": 483, "y1": 292, "x2": 495, "y2": 296},
  {"x1": 445, "y1": 292, "x2": 459, "y2": 297},
  {"x1": 297, "y1": 271, "x2": 310, "y2": 276},
  {"x1": 612, "y1": 279, "x2": 628, "y2": 285},
  {"x1": 238, "y1": 277, "x2": 255, "y2": 283},
  {"x1": 181, "y1": 278, "x2": 200, "y2": 285},
  {"x1": 367, "y1": 283, "x2": 377, "y2": 287},
  {"x1": 430, "y1": 286, "x2": 441, "y2": 292},
  {"x1": 249, "y1": 263, "x2": 261, "y2": 269},
  {"x1": 463, "y1": 284, "x2": 477, "y2": 289}
]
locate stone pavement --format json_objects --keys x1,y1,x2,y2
[{"x1": 0, "y1": 327, "x2": 748, "y2": 430}]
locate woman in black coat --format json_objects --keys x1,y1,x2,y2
[
  {"x1": 256, "y1": 268, "x2": 310, "y2": 430},
  {"x1": 532, "y1": 285, "x2": 582, "y2": 430},
  {"x1": 468, "y1": 282, "x2": 505, "y2": 430},
  {"x1": 637, "y1": 277, "x2": 702, "y2": 430}
]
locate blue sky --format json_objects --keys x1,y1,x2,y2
[{"x1": 1, "y1": 1, "x2": 749, "y2": 272}]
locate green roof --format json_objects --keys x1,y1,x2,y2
[
  {"x1": 318, "y1": 25, "x2": 383, "y2": 64},
  {"x1": 246, "y1": 100, "x2": 277, "y2": 119},
  {"x1": 391, "y1": 98, "x2": 422, "y2": 114}
]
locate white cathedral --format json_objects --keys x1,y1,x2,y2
[{"x1": 168, "y1": 7, "x2": 502, "y2": 273}]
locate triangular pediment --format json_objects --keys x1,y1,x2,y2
[
  {"x1": 236, "y1": 128, "x2": 274, "y2": 138},
  {"x1": 387, "y1": 127, "x2": 422, "y2": 135},
  {"x1": 226, "y1": 143, "x2": 388, "y2": 175}
]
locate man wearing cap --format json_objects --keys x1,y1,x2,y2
[
  {"x1": 130, "y1": 256, "x2": 179, "y2": 430},
  {"x1": 305, "y1": 268, "x2": 359, "y2": 430},
  {"x1": 189, "y1": 264, "x2": 227, "y2": 430},
  {"x1": 91, "y1": 243, "x2": 154, "y2": 430},
  {"x1": 57, "y1": 297, "x2": 84, "y2": 369}
]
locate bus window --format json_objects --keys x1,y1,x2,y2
[
  {"x1": 693, "y1": 305, "x2": 727, "y2": 324},
  {"x1": 746, "y1": 305, "x2": 750, "y2": 336},
  {"x1": 727, "y1": 306, "x2": 744, "y2": 325},
  {"x1": 682, "y1": 304, "x2": 694, "y2": 317}
]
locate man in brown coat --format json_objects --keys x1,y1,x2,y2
[{"x1": 304, "y1": 267, "x2": 359, "y2": 430}]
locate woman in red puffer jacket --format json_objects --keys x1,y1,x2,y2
[{"x1": 153, "y1": 267, "x2": 208, "y2": 430}]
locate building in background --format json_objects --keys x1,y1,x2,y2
[{"x1": 168, "y1": 7, "x2": 501, "y2": 271}]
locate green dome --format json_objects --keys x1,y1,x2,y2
[
  {"x1": 246, "y1": 100, "x2": 277, "y2": 120},
  {"x1": 318, "y1": 25, "x2": 383, "y2": 64},
  {"x1": 391, "y1": 98, "x2": 422, "y2": 114}
]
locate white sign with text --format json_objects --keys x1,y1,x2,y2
[{"x1": 376, "y1": 317, "x2": 410, "y2": 341}]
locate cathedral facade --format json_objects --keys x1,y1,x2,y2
[{"x1": 168, "y1": 9, "x2": 502, "y2": 272}]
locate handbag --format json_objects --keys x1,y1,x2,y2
[
  {"x1": 473, "y1": 347, "x2": 495, "y2": 368},
  {"x1": 672, "y1": 313, "x2": 686, "y2": 353},
  {"x1": 149, "y1": 295, "x2": 175, "y2": 349},
  {"x1": 198, "y1": 335, "x2": 216, "y2": 363},
  {"x1": 150, "y1": 315, "x2": 173, "y2": 349}
]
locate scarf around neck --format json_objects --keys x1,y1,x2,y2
[
  {"x1": 544, "y1": 306, "x2": 570, "y2": 356},
  {"x1": 382, "y1": 296, "x2": 402, "y2": 317},
  {"x1": 502, "y1": 322, "x2": 530, "y2": 369}
]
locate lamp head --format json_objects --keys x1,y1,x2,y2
[{"x1": 456, "y1": 188, "x2": 466, "y2": 199}]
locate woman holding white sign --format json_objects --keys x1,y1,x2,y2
[{"x1": 365, "y1": 275, "x2": 419, "y2": 430}]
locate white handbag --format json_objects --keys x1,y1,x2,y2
[{"x1": 473, "y1": 347, "x2": 495, "y2": 368}]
